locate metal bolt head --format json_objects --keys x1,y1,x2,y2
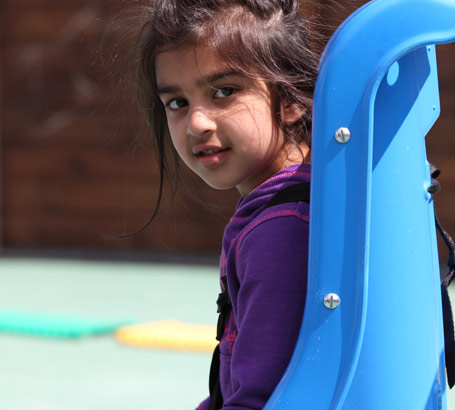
[
  {"x1": 324, "y1": 293, "x2": 341, "y2": 309},
  {"x1": 335, "y1": 127, "x2": 351, "y2": 144}
]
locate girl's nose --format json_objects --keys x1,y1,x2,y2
[{"x1": 186, "y1": 108, "x2": 216, "y2": 138}]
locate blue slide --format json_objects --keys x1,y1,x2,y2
[{"x1": 264, "y1": 0, "x2": 455, "y2": 408}]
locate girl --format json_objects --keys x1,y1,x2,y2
[{"x1": 131, "y1": 0, "x2": 318, "y2": 408}]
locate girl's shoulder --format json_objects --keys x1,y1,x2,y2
[
  {"x1": 233, "y1": 198, "x2": 310, "y2": 264},
  {"x1": 224, "y1": 164, "x2": 311, "y2": 258},
  {"x1": 234, "y1": 202, "x2": 310, "y2": 283}
]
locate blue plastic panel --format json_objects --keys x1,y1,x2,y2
[{"x1": 265, "y1": 0, "x2": 455, "y2": 408}]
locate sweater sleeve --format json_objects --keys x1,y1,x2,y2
[
  {"x1": 196, "y1": 397, "x2": 210, "y2": 410},
  {"x1": 222, "y1": 213, "x2": 309, "y2": 410}
]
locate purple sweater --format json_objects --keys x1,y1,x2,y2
[{"x1": 198, "y1": 163, "x2": 310, "y2": 410}]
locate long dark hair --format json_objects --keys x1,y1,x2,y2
[{"x1": 118, "y1": 0, "x2": 319, "y2": 232}]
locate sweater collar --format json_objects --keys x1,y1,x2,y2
[{"x1": 233, "y1": 163, "x2": 311, "y2": 219}]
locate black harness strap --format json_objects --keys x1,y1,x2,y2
[
  {"x1": 208, "y1": 276, "x2": 230, "y2": 410},
  {"x1": 208, "y1": 182, "x2": 310, "y2": 410},
  {"x1": 208, "y1": 344, "x2": 223, "y2": 410},
  {"x1": 265, "y1": 182, "x2": 310, "y2": 209}
]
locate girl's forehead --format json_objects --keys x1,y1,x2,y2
[
  {"x1": 156, "y1": 45, "x2": 229, "y2": 83},
  {"x1": 155, "y1": 44, "x2": 269, "y2": 98}
]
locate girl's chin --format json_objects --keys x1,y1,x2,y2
[{"x1": 195, "y1": 174, "x2": 238, "y2": 192}]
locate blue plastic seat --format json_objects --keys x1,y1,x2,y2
[{"x1": 265, "y1": 0, "x2": 455, "y2": 408}]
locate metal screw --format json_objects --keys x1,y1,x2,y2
[
  {"x1": 335, "y1": 127, "x2": 351, "y2": 144},
  {"x1": 324, "y1": 293, "x2": 341, "y2": 309}
]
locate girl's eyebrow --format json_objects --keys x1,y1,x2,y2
[
  {"x1": 204, "y1": 70, "x2": 241, "y2": 85},
  {"x1": 157, "y1": 70, "x2": 241, "y2": 95}
]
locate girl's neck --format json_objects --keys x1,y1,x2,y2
[{"x1": 237, "y1": 142, "x2": 310, "y2": 197}]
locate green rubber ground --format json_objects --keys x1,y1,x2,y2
[
  {"x1": 0, "y1": 256, "x2": 454, "y2": 409},
  {"x1": 0, "y1": 257, "x2": 219, "y2": 410}
]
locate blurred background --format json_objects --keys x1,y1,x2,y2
[
  {"x1": 0, "y1": 0, "x2": 453, "y2": 260},
  {"x1": 0, "y1": 0, "x2": 240, "y2": 259},
  {"x1": 0, "y1": 1, "x2": 454, "y2": 409}
]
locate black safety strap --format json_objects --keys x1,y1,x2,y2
[
  {"x1": 208, "y1": 276, "x2": 230, "y2": 410},
  {"x1": 429, "y1": 163, "x2": 455, "y2": 388},
  {"x1": 207, "y1": 182, "x2": 310, "y2": 410},
  {"x1": 208, "y1": 344, "x2": 223, "y2": 410},
  {"x1": 265, "y1": 182, "x2": 310, "y2": 209}
]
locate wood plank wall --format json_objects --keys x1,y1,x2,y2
[
  {"x1": 0, "y1": 0, "x2": 239, "y2": 254},
  {"x1": 1, "y1": 1, "x2": 454, "y2": 259}
]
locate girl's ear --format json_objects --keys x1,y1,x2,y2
[{"x1": 282, "y1": 103, "x2": 307, "y2": 125}]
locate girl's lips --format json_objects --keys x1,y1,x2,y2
[{"x1": 196, "y1": 147, "x2": 230, "y2": 168}]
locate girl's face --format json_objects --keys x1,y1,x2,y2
[{"x1": 156, "y1": 45, "x2": 304, "y2": 196}]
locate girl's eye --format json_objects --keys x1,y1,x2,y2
[
  {"x1": 167, "y1": 98, "x2": 188, "y2": 110},
  {"x1": 214, "y1": 87, "x2": 236, "y2": 99}
]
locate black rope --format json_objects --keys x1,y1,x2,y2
[{"x1": 429, "y1": 163, "x2": 455, "y2": 388}]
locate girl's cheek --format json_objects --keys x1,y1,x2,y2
[
  {"x1": 166, "y1": 121, "x2": 178, "y2": 142},
  {"x1": 169, "y1": 131, "x2": 185, "y2": 156}
]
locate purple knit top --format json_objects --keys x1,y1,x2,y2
[{"x1": 198, "y1": 163, "x2": 310, "y2": 410}]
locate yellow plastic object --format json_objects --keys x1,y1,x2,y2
[{"x1": 116, "y1": 320, "x2": 217, "y2": 353}]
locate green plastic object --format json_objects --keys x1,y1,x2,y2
[{"x1": 0, "y1": 310, "x2": 133, "y2": 338}]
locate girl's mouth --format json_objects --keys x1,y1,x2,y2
[
  {"x1": 195, "y1": 147, "x2": 230, "y2": 167},
  {"x1": 196, "y1": 148, "x2": 229, "y2": 156}
]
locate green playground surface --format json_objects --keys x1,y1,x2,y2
[
  {"x1": 0, "y1": 255, "x2": 454, "y2": 409},
  {"x1": 0, "y1": 256, "x2": 219, "y2": 410}
]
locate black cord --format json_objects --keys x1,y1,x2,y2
[{"x1": 429, "y1": 163, "x2": 455, "y2": 388}]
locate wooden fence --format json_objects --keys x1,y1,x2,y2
[{"x1": 1, "y1": 1, "x2": 454, "y2": 258}]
